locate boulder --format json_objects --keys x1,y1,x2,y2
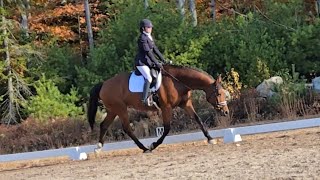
[
  {"x1": 312, "y1": 77, "x2": 320, "y2": 92},
  {"x1": 256, "y1": 76, "x2": 283, "y2": 98}
]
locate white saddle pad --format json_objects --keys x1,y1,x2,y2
[{"x1": 129, "y1": 72, "x2": 162, "y2": 92}]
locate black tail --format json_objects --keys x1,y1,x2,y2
[{"x1": 87, "y1": 82, "x2": 103, "y2": 130}]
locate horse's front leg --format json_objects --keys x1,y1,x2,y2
[
  {"x1": 149, "y1": 107, "x2": 172, "y2": 151},
  {"x1": 118, "y1": 111, "x2": 150, "y2": 152},
  {"x1": 182, "y1": 100, "x2": 217, "y2": 144}
]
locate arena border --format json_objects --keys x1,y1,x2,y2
[{"x1": 0, "y1": 117, "x2": 319, "y2": 162}]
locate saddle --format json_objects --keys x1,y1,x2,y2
[
  {"x1": 129, "y1": 68, "x2": 162, "y2": 108},
  {"x1": 134, "y1": 68, "x2": 158, "y2": 88}
]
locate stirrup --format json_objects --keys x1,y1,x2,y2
[{"x1": 142, "y1": 97, "x2": 152, "y2": 107}]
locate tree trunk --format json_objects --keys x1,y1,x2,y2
[
  {"x1": 210, "y1": 0, "x2": 216, "y2": 22},
  {"x1": 84, "y1": 0, "x2": 94, "y2": 51},
  {"x1": 188, "y1": 0, "x2": 197, "y2": 26},
  {"x1": 78, "y1": 15, "x2": 84, "y2": 64},
  {"x1": 20, "y1": 0, "x2": 30, "y2": 37},
  {"x1": 176, "y1": 0, "x2": 185, "y2": 21},
  {"x1": 144, "y1": 0, "x2": 148, "y2": 10},
  {"x1": 316, "y1": 0, "x2": 320, "y2": 17}
]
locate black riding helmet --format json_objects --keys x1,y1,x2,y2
[{"x1": 140, "y1": 19, "x2": 153, "y2": 32}]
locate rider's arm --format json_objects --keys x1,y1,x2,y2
[{"x1": 153, "y1": 45, "x2": 166, "y2": 63}]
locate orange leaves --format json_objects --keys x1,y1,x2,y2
[
  {"x1": 51, "y1": 4, "x2": 84, "y2": 17},
  {"x1": 28, "y1": 0, "x2": 109, "y2": 43},
  {"x1": 30, "y1": 22, "x2": 77, "y2": 41},
  {"x1": 51, "y1": 26, "x2": 77, "y2": 41}
]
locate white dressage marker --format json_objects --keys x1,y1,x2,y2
[
  {"x1": 223, "y1": 128, "x2": 242, "y2": 143},
  {"x1": 156, "y1": 127, "x2": 165, "y2": 137},
  {"x1": 70, "y1": 147, "x2": 88, "y2": 161}
]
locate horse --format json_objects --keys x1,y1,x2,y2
[{"x1": 88, "y1": 64, "x2": 229, "y2": 153}]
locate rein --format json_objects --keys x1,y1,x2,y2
[{"x1": 162, "y1": 69, "x2": 193, "y2": 90}]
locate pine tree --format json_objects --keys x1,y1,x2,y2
[{"x1": 0, "y1": 0, "x2": 41, "y2": 124}]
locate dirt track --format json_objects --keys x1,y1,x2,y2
[{"x1": 1, "y1": 127, "x2": 320, "y2": 180}]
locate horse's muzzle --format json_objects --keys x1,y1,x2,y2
[
  {"x1": 217, "y1": 101, "x2": 229, "y2": 116},
  {"x1": 222, "y1": 109, "x2": 229, "y2": 116}
]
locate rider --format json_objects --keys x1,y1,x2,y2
[{"x1": 135, "y1": 19, "x2": 167, "y2": 105}]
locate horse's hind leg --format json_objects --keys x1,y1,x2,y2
[
  {"x1": 95, "y1": 111, "x2": 117, "y2": 153},
  {"x1": 182, "y1": 100, "x2": 216, "y2": 144},
  {"x1": 118, "y1": 109, "x2": 150, "y2": 152}
]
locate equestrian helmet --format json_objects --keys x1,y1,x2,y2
[{"x1": 140, "y1": 19, "x2": 153, "y2": 28}]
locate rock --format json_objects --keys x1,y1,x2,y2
[
  {"x1": 312, "y1": 77, "x2": 320, "y2": 92},
  {"x1": 256, "y1": 76, "x2": 283, "y2": 98}
]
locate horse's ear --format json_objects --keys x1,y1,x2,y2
[{"x1": 216, "y1": 74, "x2": 222, "y2": 83}]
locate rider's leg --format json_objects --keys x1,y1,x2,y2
[
  {"x1": 137, "y1": 66, "x2": 152, "y2": 105},
  {"x1": 142, "y1": 80, "x2": 151, "y2": 105},
  {"x1": 154, "y1": 72, "x2": 162, "y2": 90}
]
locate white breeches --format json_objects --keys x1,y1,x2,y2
[{"x1": 137, "y1": 66, "x2": 152, "y2": 83}]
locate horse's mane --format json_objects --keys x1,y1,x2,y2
[{"x1": 165, "y1": 64, "x2": 214, "y2": 80}]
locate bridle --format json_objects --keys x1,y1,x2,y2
[{"x1": 206, "y1": 84, "x2": 227, "y2": 109}]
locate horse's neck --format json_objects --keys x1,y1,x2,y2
[{"x1": 168, "y1": 67, "x2": 214, "y2": 90}]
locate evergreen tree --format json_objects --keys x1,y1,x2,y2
[{"x1": 0, "y1": 1, "x2": 41, "y2": 124}]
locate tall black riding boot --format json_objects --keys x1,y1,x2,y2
[{"x1": 142, "y1": 80, "x2": 151, "y2": 106}]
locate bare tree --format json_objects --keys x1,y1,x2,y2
[
  {"x1": 20, "y1": 0, "x2": 30, "y2": 37},
  {"x1": 176, "y1": 0, "x2": 185, "y2": 21},
  {"x1": 209, "y1": 0, "x2": 216, "y2": 22},
  {"x1": 2, "y1": 0, "x2": 30, "y2": 37},
  {"x1": 144, "y1": 0, "x2": 148, "y2": 10},
  {"x1": 188, "y1": 0, "x2": 197, "y2": 26},
  {"x1": 176, "y1": 0, "x2": 198, "y2": 26},
  {"x1": 316, "y1": 0, "x2": 320, "y2": 17},
  {"x1": 84, "y1": 0, "x2": 94, "y2": 51}
]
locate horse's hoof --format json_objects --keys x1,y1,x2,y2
[
  {"x1": 149, "y1": 143, "x2": 155, "y2": 151},
  {"x1": 94, "y1": 148, "x2": 102, "y2": 154},
  {"x1": 208, "y1": 139, "x2": 218, "y2": 145},
  {"x1": 143, "y1": 149, "x2": 152, "y2": 153},
  {"x1": 97, "y1": 142, "x2": 103, "y2": 148},
  {"x1": 94, "y1": 143, "x2": 103, "y2": 154}
]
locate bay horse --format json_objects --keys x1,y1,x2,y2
[{"x1": 88, "y1": 64, "x2": 229, "y2": 153}]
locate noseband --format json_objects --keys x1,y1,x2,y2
[{"x1": 206, "y1": 84, "x2": 227, "y2": 109}]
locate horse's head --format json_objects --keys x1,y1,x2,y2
[{"x1": 205, "y1": 75, "x2": 230, "y2": 116}]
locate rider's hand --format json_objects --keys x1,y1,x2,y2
[
  {"x1": 164, "y1": 59, "x2": 172, "y2": 64},
  {"x1": 156, "y1": 62, "x2": 163, "y2": 69}
]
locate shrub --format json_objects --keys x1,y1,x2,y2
[
  {"x1": 268, "y1": 74, "x2": 309, "y2": 119},
  {"x1": 0, "y1": 118, "x2": 94, "y2": 154},
  {"x1": 23, "y1": 76, "x2": 82, "y2": 121}
]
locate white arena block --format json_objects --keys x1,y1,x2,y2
[
  {"x1": 79, "y1": 152, "x2": 88, "y2": 160},
  {"x1": 70, "y1": 147, "x2": 88, "y2": 161},
  {"x1": 224, "y1": 128, "x2": 242, "y2": 143}
]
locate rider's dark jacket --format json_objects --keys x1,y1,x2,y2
[{"x1": 135, "y1": 33, "x2": 165, "y2": 67}]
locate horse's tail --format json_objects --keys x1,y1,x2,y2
[{"x1": 87, "y1": 82, "x2": 103, "y2": 130}]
